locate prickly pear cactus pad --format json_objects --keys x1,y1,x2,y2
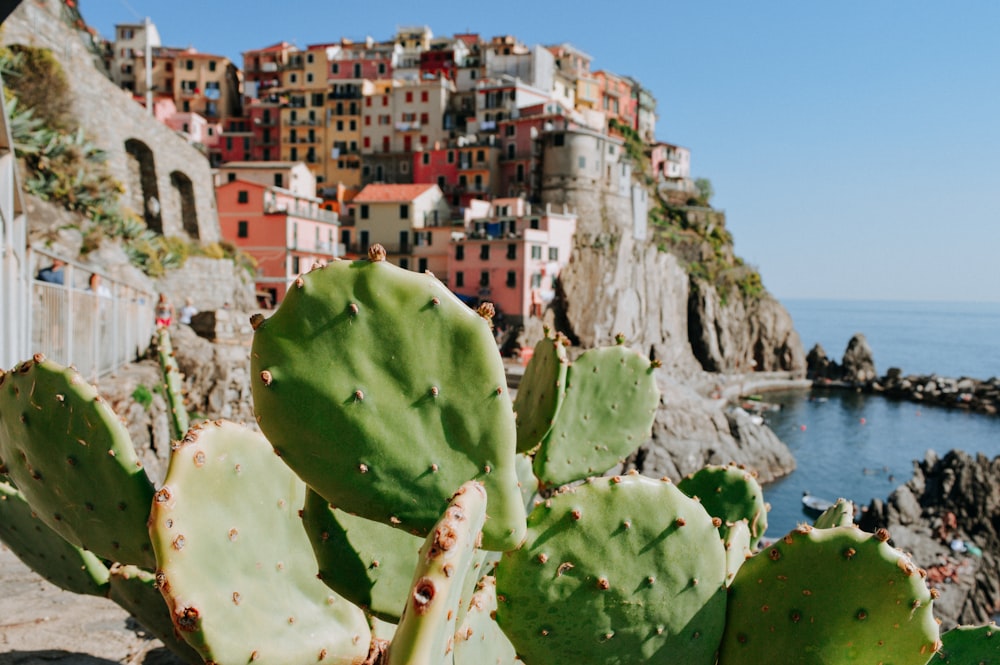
[
  {"x1": 677, "y1": 464, "x2": 768, "y2": 548},
  {"x1": 495, "y1": 472, "x2": 728, "y2": 665},
  {"x1": 533, "y1": 345, "x2": 659, "y2": 488},
  {"x1": 934, "y1": 624, "x2": 1000, "y2": 663},
  {"x1": 718, "y1": 525, "x2": 940, "y2": 665},
  {"x1": 0, "y1": 356, "x2": 156, "y2": 568},
  {"x1": 301, "y1": 486, "x2": 423, "y2": 623},
  {"x1": 453, "y1": 576, "x2": 522, "y2": 665},
  {"x1": 513, "y1": 333, "x2": 568, "y2": 453},
  {"x1": 0, "y1": 479, "x2": 110, "y2": 597},
  {"x1": 108, "y1": 564, "x2": 203, "y2": 665},
  {"x1": 387, "y1": 481, "x2": 488, "y2": 665},
  {"x1": 813, "y1": 498, "x2": 855, "y2": 529},
  {"x1": 148, "y1": 420, "x2": 371, "y2": 665},
  {"x1": 250, "y1": 255, "x2": 525, "y2": 551},
  {"x1": 156, "y1": 327, "x2": 190, "y2": 441}
]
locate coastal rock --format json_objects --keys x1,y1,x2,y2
[
  {"x1": 625, "y1": 376, "x2": 796, "y2": 484},
  {"x1": 806, "y1": 343, "x2": 841, "y2": 380},
  {"x1": 687, "y1": 278, "x2": 806, "y2": 375},
  {"x1": 859, "y1": 449, "x2": 1000, "y2": 627},
  {"x1": 841, "y1": 333, "x2": 877, "y2": 383}
]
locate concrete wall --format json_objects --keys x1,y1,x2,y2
[{"x1": 3, "y1": 0, "x2": 220, "y2": 243}]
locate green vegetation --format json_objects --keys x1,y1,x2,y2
[
  {"x1": 131, "y1": 384, "x2": 153, "y2": 410},
  {"x1": 649, "y1": 189, "x2": 765, "y2": 305}
]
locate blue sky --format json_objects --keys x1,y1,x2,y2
[{"x1": 82, "y1": 1, "x2": 1000, "y2": 302}]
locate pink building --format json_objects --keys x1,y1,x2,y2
[
  {"x1": 216, "y1": 179, "x2": 341, "y2": 305},
  {"x1": 447, "y1": 198, "x2": 576, "y2": 323},
  {"x1": 594, "y1": 70, "x2": 638, "y2": 134},
  {"x1": 329, "y1": 38, "x2": 397, "y2": 80}
]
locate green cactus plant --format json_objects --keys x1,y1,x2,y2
[
  {"x1": 156, "y1": 326, "x2": 190, "y2": 440},
  {"x1": 513, "y1": 332, "x2": 568, "y2": 453},
  {"x1": 531, "y1": 342, "x2": 660, "y2": 488},
  {"x1": 301, "y1": 486, "x2": 423, "y2": 623},
  {"x1": 0, "y1": 355, "x2": 156, "y2": 568},
  {"x1": 148, "y1": 420, "x2": 372, "y2": 665},
  {"x1": 386, "y1": 481, "x2": 488, "y2": 665},
  {"x1": 453, "y1": 576, "x2": 522, "y2": 665},
  {"x1": 250, "y1": 248, "x2": 525, "y2": 551},
  {"x1": 677, "y1": 463, "x2": 768, "y2": 548},
  {"x1": 813, "y1": 498, "x2": 855, "y2": 529},
  {"x1": 495, "y1": 472, "x2": 728, "y2": 665},
  {"x1": 0, "y1": 478, "x2": 110, "y2": 596},
  {"x1": 718, "y1": 524, "x2": 940, "y2": 665},
  {"x1": 933, "y1": 623, "x2": 1000, "y2": 663},
  {"x1": 108, "y1": 564, "x2": 204, "y2": 665}
]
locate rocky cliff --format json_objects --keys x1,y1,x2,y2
[{"x1": 859, "y1": 449, "x2": 1000, "y2": 628}]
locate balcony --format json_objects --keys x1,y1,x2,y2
[
  {"x1": 266, "y1": 199, "x2": 340, "y2": 224},
  {"x1": 394, "y1": 121, "x2": 422, "y2": 132},
  {"x1": 285, "y1": 117, "x2": 319, "y2": 126}
]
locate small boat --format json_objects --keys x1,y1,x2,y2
[{"x1": 801, "y1": 493, "x2": 835, "y2": 517}]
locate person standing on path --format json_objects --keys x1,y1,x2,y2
[{"x1": 155, "y1": 293, "x2": 175, "y2": 328}]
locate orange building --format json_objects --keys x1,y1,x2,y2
[{"x1": 216, "y1": 179, "x2": 341, "y2": 305}]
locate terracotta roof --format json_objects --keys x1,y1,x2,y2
[{"x1": 353, "y1": 183, "x2": 437, "y2": 203}]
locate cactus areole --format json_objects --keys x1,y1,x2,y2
[{"x1": 250, "y1": 258, "x2": 526, "y2": 551}]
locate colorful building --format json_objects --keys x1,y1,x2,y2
[
  {"x1": 216, "y1": 179, "x2": 340, "y2": 305},
  {"x1": 347, "y1": 183, "x2": 451, "y2": 265},
  {"x1": 447, "y1": 198, "x2": 576, "y2": 323}
]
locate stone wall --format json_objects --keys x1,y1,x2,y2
[
  {"x1": 155, "y1": 256, "x2": 256, "y2": 312},
  {"x1": 3, "y1": 0, "x2": 220, "y2": 243}
]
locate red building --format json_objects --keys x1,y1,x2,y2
[
  {"x1": 420, "y1": 48, "x2": 457, "y2": 81},
  {"x1": 594, "y1": 70, "x2": 638, "y2": 134},
  {"x1": 412, "y1": 147, "x2": 460, "y2": 205},
  {"x1": 329, "y1": 39, "x2": 396, "y2": 81}
]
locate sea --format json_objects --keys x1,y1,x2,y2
[{"x1": 760, "y1": 299, "x2": 1000, "y2": 539}]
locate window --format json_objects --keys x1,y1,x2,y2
[
  {"x1": 237, "y1": 221, "x2": 248, "y2": 238},
  {"x1": 274, "y1": 174, "x2": 283, "y2": 187},
  {"x1": 578, "y1": 156, "x2": 586, "y2": 169},
  {"x1": 420, "y1": 112, "x2": 429, "y2": 125},
  {"x1": 378, "y1": 63, "x2": 386, "y2": 74},
  {"x1": 530, "y1": 218, "x2": 540, "y2": 230},
  {"x1": 360, "y1": 204, "x2": 369, "y2": 219},
  {"x1": 480, "y1": 245, "x2": 489, "y2": 260},
  {"x1": 290, "y1": 147, "x2": 297, "y2": 160},
  {"x1": 507, "y1": 144, "x2": 515, "y2": 159},
  {"x1": 447, "y1": 151, "x2": 454, "y2": 164},
  {"x1": 227, "y1": 173, "x2": 236, "y2": 182},
  {"x1": 237, "y1": 190, "x2": 249, "y2": 204},
  {"x1": 399, "y1": 204, "x2": 409, "y2": 219},
  {"x1": 548, "y1": 247, "x2": 559, "y2": 261},
  {"x1": 400, "y1": 258, "x2": 409, "y2": 270},
  {"x1": 531, "y1": 245, "x2": 542, "y2": 259},
  {"x1": 507, "y1": 244, "x2": 517, "y2": 260},
  {"x1": 363, "y1": 136, "x2": 371, "y2": 148},
  {"x1": 382, "y1": 95, "x2": 389, "y2": 106},
  {"x1": 455, "y1": 244, "x2": 464, "y2": 261},
  {"x1": 455, "y1": 271, "x2": 464, "y2": 287},
  {"x1": 332, "y1": 63, "x2": 340, "y2": 75},
  {"x1": 290, "y1": 73, "x2": 297, "y2": 84},
  {"x1": 479, "y1": 271, "x2": 489, "y2": 287},
  {"x1": 516, "y1": 164, "x2": 524, "y2": 182},
  {"x1": 553, "y1": 133, "x2": 565, "y2": 146},
  {"x1": 418, "y1": 258, "x2": 428, "y2": 273},
  {"x1": 405, "y1": 91, "x2": 413, "y2": 102},
  {"x1": 531, "y1": 273, "x2": 542, "y2": 288},
  {"x1": 506, "y1": 271, "x2": 516, "y2": 288},
  {"x1": 476, "y1": 150, "x2": 485, "y2": 162},
  {"x1": 365, "y1": 116, "x2": 371, "y2": 126},
  {"x1": 422, "y1": 152, "x2": 430, "y2": 165},
  {"x1": 421, "y1": 91, "x2": 428, "y2": 103},
  {"x1": 354, "y1": 63, "x2": 362, "y2": 77},
  {"x1": 505, "y1": 124, "x2": 515, "y2": 137},
  {"x1": 292, "y1": 255, "x2": 300, "y2": 273},
  {"x1": 337, "y1": 120, "x2": 344, "y2": 131},
  {"x1": 208, "y1": 60, "x2": 217, "y2": 72},
  {"x1": 186, "y1": 60, "x2": 194, "y2": 71},
  {"x1": 349, "y1": 120, "x2": 357, "y2": 130}
]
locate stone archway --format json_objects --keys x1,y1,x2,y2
[
  {"x1": 124, "y1": 138, "x2": 162, "y2": 234},
  {"x1": 170, "y1": 170, "x2": 199, "y2": 239}
]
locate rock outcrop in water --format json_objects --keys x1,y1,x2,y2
[
  {"x1": 859, "y1": 449, "x2": 1000, "y2": 627},
  {"x1": 806, "y1": 333, "x2": 876, "y2": 383}
]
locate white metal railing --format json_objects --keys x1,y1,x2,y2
[
  {"x1": 0, "y1": 74, "x2": 30, "y2": 372},
  {"x1": 28, "y1": 246, "x2": 157, "y2": 383}
]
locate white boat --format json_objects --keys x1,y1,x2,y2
[{"x1": 802, "y1": 493, "x2": 834, "y2": 517}]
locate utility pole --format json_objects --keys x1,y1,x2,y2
[{"x1": 144, "y1": 16, "x2": 153, "y2": 116}]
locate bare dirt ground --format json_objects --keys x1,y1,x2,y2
[{"x1": 0, "y1": 545, "x2": 180, "y2": 665}]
